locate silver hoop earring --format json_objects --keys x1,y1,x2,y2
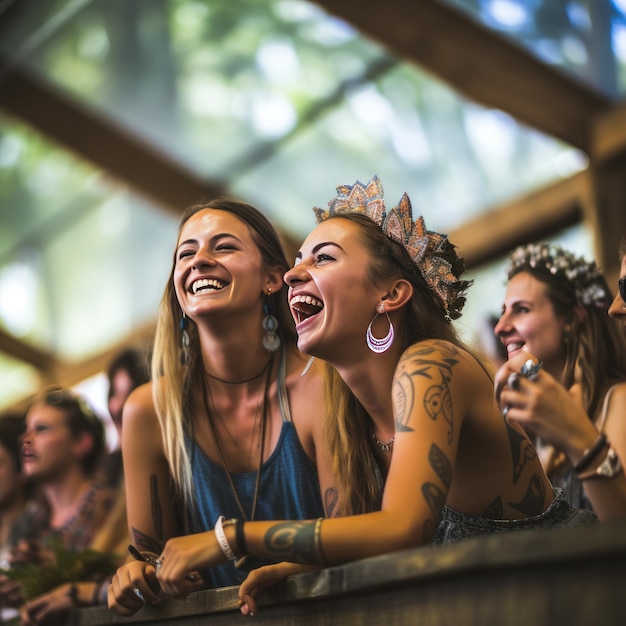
[{"x1": 366, "y1": 304, "x2": 394, "y2": 353}]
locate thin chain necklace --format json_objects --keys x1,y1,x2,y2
[
  {"x1": 205, "y1": 358, "x2": 272, "y2": 385},
  {"x1": 372, "y1": 431, "x2": 394, "y2": 453},
  {"x1": 201, "y1": 354, "x2": 274, "y2": 520}
]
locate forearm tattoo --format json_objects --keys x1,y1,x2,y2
[
  {"x1": 130, "y1": 474, "x2": 165, "y2": 554},
  {"x1": 264, "y1": 521, "x2": 321, "y2": 564},
  {"x1": 150, "y1": 474, "x2": 163, "y2": 541},
  {"x1": 394, "y1": 343, "x2": 458, "y2": 444},
  {"x1": 131, "y1": 527, "x2": 163, "y2": 555}
]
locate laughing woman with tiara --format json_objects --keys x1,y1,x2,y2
[{"x1": 144, "y1": 176, "x2": 595, "y2": 614}]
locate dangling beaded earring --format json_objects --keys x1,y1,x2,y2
[
  {"x1": 262, "y1": 289, "x2": 281, "y2": 352},
  {"x1": 180, "y1": 313, "x2": 191, "y2": 365},
  {"x1": 366, "y1": 303, "x2": 394, "y2": 353}
]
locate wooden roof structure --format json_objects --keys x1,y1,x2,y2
[{"x1": 0, "y1": 0, "x2": 625, "y2": 396}]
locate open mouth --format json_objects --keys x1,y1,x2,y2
[
  {"x1": 191, "y1": 278, "x2": 226, "y2": 294},
  {"x1": 505, "y1": 341, "x2": 525, "y2": 354},
  {"x1": 290, "y1": 294, "x2": 323, "y2": 324}
]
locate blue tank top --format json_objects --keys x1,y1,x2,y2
[{"x1": 185, "y1": 349, "x2": 324, "y2": 588}]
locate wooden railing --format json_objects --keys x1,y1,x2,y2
[{"x1": 70, "y1": 520, "x2": 626, "y2": 625}]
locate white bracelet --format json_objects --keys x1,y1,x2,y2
[{"x1": 214, "y1": 515, "x2": 236, "y2": 561}]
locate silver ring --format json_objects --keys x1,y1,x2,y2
[
  {"x1": 507, "y1": 372, "x2": 520, "y2": 390},
  {"x1": 520, "y1": 359, "x2": 542, "y2": 381},
  {"x1": 133, "y1": 587, "x2": 145, "y2": 602},
  {"x1": 186, "y1": 573, "x2": 199, "y2": 583},
  {"x1": 502, "y1": 405, "x2": 510, "y2": 419}
]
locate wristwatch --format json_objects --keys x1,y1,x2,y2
[{"x1": 578, "y1": 447, "x2": 622, "y2": 481}]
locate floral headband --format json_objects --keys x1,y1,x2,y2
[{"x1": 507, "y1": 242, "x2": 608, "y2": 308}]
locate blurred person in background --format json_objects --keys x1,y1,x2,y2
[
  {"x1": 3, "y1": 387, "x2": 121, "y2": 625},
  {"x1": 0, "y1": 412, "x2": 47, "y2": 624},
  {"x1": 494, "y1": 242, "x2": 626, "y2": 520}
]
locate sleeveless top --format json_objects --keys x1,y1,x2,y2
[{"x1": 185, "y1": 348, "x2": 324, "y2": 588}]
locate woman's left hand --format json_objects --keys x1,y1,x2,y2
[{"x1": 156, "y1": 532, "x2": 215, "y2": 598}]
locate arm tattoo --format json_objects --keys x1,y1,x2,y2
[
  {"x1": 421, "y1": 445, "x2": 452, "y2": 541},
  {"x1": 428, "y1": 443, "x2": 452, "y2": 489},
  {"x1": 131, "y1": 527, "x2": 163, "y2": 554},
  {"x1": 504, "y1": 422, "x2": 538, "y2": 485},
  {"x1": 324, "y1": 487, "x2": 339, "y2": 518},
  {"x1": 393, "y1": 372, "x2": 415, "y2": 433},
  {"x1": 150, "y1": 474, "x2": 163, "y2": 541},
  {"x1": 395, "y1": 345, "x2": 458, "y2": 443},
  {"x1": 507, "y1": 474, "x2": 545, "y2": 516},
  {"x1": 483, "y1": 496, "x2": 503, "y2": 518},
  {"x1": 421, "y1": 482, "x2": 446, "y2": 529},
  {"x1": 264, "y1": 521, "x2": 320, "y2": 564},
  {"x1": 422, "y1": 518, "x2": 435, "y2": 544}
]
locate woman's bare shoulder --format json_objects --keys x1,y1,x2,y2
[{"x1": 123, "y1": 381, "x2": 157, "y2": 425}]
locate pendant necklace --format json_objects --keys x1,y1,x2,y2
[{"x1": 201, "y1": 354, "x2": 274, "y2": 521}]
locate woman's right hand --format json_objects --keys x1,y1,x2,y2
[{"x1": 107, "y1": 560, "x2": 161, "y2": 616}]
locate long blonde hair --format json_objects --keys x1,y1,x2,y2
[{"x1": 151, "y1": 199, "x2": 296, "y2": 507}]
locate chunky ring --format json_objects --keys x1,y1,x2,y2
[
  {"x1": 520, "y1": 359, "x2": 542, "y2": 381},
  {"x1": 507, "y1": 372, "x2": 520, "y2": 390},
  {"x1": 133, "y1": 587, "x2": 145, "y2": 602}
]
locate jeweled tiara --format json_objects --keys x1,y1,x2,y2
[{"x1": 313, "y1": 175, "x2": 471, "y2": 320}]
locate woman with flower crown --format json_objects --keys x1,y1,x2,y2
[
  {"x1": 494, "y1": 239, "x2": 626, "y2": 520},
  {"x1": 107, "y1": 199, "x2": 326, "y2": 617},
  {"x1": 147, "y1": 176, "x2": 594, "y2": 613}
]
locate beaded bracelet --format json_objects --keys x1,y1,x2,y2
[{"x1": 572, "y1": 432, "x2": 607, "y2": 474}]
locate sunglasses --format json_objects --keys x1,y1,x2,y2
[{"x1": 620, "y1": 277, "x2": 626, "y2": 302}]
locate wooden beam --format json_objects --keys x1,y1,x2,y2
[
  {"x1": 451, "y1": 172, "x2": 586, "y2": 268},
  {"x1": 0, "y1": 326, "x2": 56, "y2": 374},
  {"x1": 591, "y1": 101, "x2": 626, "y2": 162},
  {"x1": 583, "y1": 154, "x2": 626, "y2": 288},
  {"x1": 0, "y1": 65, "x2": 224, "y2": 215},
  {"x1": 313, "y1": 0, "x2": 610, "y2": 152}
]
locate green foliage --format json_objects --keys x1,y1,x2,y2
[{"x1": 0, "y1": 539, "x2": 118, "y2": 600}]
